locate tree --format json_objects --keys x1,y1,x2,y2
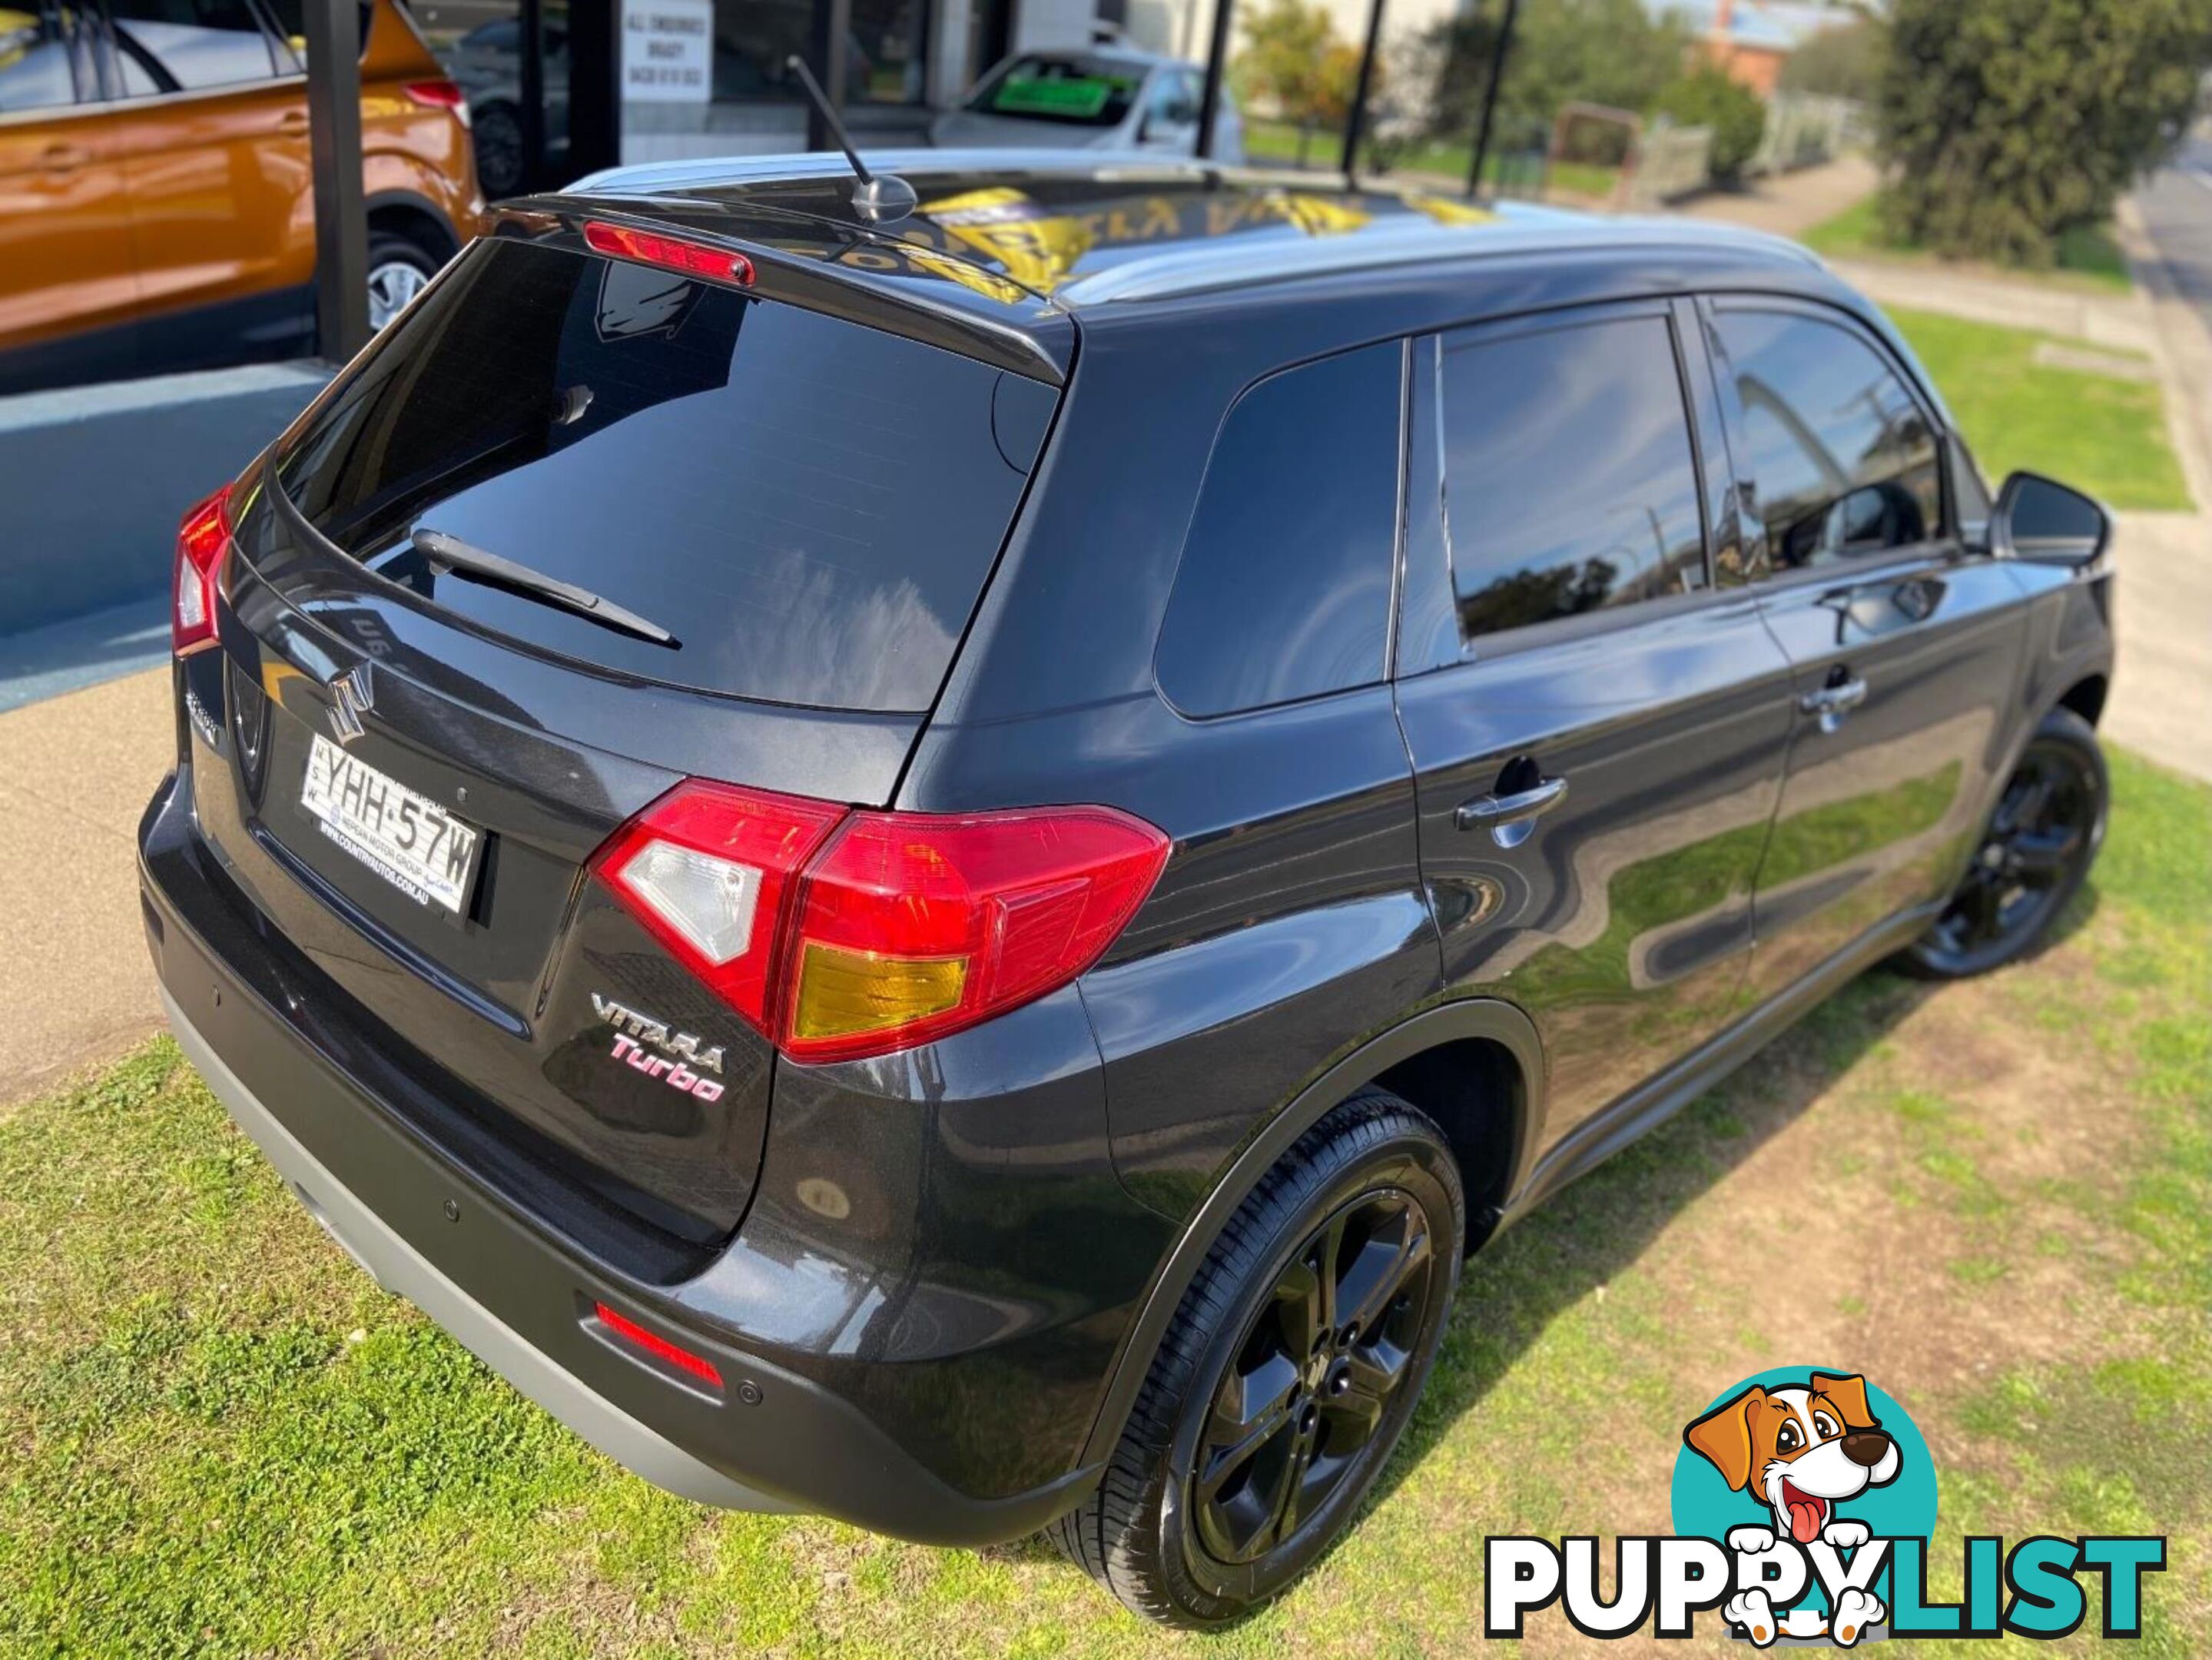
[
  {"x1": 1879, "y1": 0, "x2": 2212, "y2": 267},
  {"x1": 1311, "y1": 40, "x2": 1376, "y2": 131},
  {"x1": 1416, "y1": 0, "x2": 1691, "y2": 145},
  {"x1": 1778, "y1": 15, "x2": 1885, "y2": 101},
  {"x1": 1653, "y1": 63, "x2": 1766, "y2": 184},
  {"x1": 1234, "y1": 0, "x2": 1335, "y2": 127}
]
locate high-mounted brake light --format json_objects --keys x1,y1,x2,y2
[
  {"x1": 592, "y1": 783, "x2": 1171, "y2": 1064},
  {"x1": 582, "y1": 220, "x2": 754, "y2": 287},
  {"x1": 173, "y1": 485, "x2": 232, "y2": 655},
  {"x1": 402, "y1": 79, "x2": 469, "y2": 126}
]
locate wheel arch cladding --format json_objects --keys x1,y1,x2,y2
[
  {"x1": 1370, "y1": 1034, "x2": 1529, "y2": 1248},
  {"x1": 1077, "y1": 998, "x2": 1542, "y2": 1469},
  {"x1": 2057, "y1": 672, "x2": 2108, "y2": 729},
  {"x1": 367, "y1": 193, "x2": 461, "y2": 261}
]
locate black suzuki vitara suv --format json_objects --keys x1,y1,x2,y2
[{"x1": 138, "y1": 152, "x2": 2117, "y2": 1627}]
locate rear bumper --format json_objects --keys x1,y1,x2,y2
[
  {"x1": 163, "y1": 987, "x2": 782, "y2": 1512},
  {"x1": 139, "y1": 768, "x2": 1108, "y2": 1545}
]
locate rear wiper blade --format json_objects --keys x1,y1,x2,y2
[{"x1": 410, "y1": 529, "x2": 679, "y2": 649}]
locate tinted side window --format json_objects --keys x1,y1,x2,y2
[
  {"x1": 1156, "y1": 343, "x2": 1401, "y2": 716},
  {"x1": 0, "y1": 5, "x2": 83, "y2": 111},
  {"x1": 108, "y1": 0, "x2": 279, "y2": 88},
  {"x1": 1440, "y1": 312, "x2": 1706, "y2": 643},
  {"x1": 1715, "y1": 308, "x2": 1943, "y2": 572}
]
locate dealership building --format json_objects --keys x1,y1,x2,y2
[{"x1": 404, "y1": 0, "x2": 1225, "y2": 181}]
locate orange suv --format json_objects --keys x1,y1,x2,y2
[{"x1": 0, "y1": 0, "x2": 484, "y2": 396}]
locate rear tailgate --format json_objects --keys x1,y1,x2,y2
[{"x1": 191, "y1": 224, "x2": 1058, "y2": 1243}]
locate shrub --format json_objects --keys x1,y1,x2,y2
[
  {"x1": 1653, "y1": 62, "x2": 1767, "y2": 184},
  {"x1": 1878, "y1": 0, "x2": 2212, "y2": 268}
]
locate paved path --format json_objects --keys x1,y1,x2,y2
[
  {"x1": 2104, "y1": 513, "x2": 2212, "y2": 782},
  {"x1": 1679, "y1": 153, "x2": 1879, "y2": 238},
  {"x1": 1822, "y1": 257, "x2": 2161, "y2": 357},
  {"x1": 0, "y1": 669, "x2": 171, "y2": 1104}
]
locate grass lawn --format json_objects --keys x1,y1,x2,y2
[
  {"x1": 1802, "y1": 193, "x2": 2134, "y2": 295},
  {"x1": 1242, "y1": 118, "x2": 1618, "y2": 200},
  {"x1": 1887, "y1": 306, "x2": 2195, "y2": 513},
  {"x1": 3, "y1": 747, "x2": 2207, "y2": 1655}
]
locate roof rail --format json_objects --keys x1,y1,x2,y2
[{"x1": 1056, "y1": 213, "x2": 1820, "y2": 305}]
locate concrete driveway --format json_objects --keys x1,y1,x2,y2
[{"x1": 0, "y1": 669, "x2": 171, "y2": 1105}]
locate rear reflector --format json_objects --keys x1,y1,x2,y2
[
  {"x1": 591, "y1": 1300, "x2": 724, "y2": 1389},
  {"x1": 582, "y1": 220, "x2": 754, "y2": 287},
  {"x1": 592, "y1": 784, "x2": 1170, "y2": 1064},
  {"x1": 174, "y1": 485, "x2": 232, "y2": 655}
]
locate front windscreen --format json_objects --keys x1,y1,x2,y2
[
  {"x1": 272, "y1": 237, "x2": 1055, "y2": 712},
  {"x1": 967, "y1": 54, "x2": 1141, "y2": 126}
]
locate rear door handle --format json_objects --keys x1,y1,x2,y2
[
  {"x1": 1455, "y1": 775, "x2": 1568, "y2": 845},
  {"x1": 278, "y1": 109, "x2": 311, "y2": 134},
  {"x1": 40, "y1": 141, "x2": 90, "y2": 170},
  {"x1": 1799, "y1": 674, "x2": 1869, "y2": 732}
]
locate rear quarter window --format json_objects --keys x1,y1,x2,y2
[
  {"x1": 1154, "y1": 343, "x2": 1403, "y2": 717},
  {"x1": 273, "y1": 237, "x2": 1056, "y2": 712}
]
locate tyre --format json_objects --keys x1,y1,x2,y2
[
  {"x1": 366, "y1": 231, "x2": 442, "y2": 333},
  {"x1": 473, "y1": 101, "x2": 525, "y2": 198},
  {"x1": 1895, "y1": 706, "x2": 2106, "y2": 980},
  {"x1": 1054, "y1": 1087, "x2": 1463, "y2": 1627}
]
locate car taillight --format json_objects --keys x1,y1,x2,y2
[
  {"x1": 403, "y1": 79, "x2": 469, "y2": 126},
  {"x1": 582, "y1": 220, "x2": 754, "y2": 287},
  {"x1": 592, "y1": 782, "x2": 1171, "y2": 1064},
  {"x1": 173, "y1": 485, "x2": 231, "y2": 655}
]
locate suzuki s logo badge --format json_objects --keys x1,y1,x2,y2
[{"x1": 327, "y1": 663, "x2": 374, "y2": 745}]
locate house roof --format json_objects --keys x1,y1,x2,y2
[{"x1": 1654, "y1": 0, "x2": 1856, "y2": 53}]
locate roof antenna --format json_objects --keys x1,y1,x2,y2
[{"x1": 784, "y1": 55, "x2": 917, "y2": 224}]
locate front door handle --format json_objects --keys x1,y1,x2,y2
[
  {"x1": 1456, "y1": 775, "x2": 1568, "y2": 847},
  {"x1": 1799, "y1": 674, "x2": 1869, "y2": 732},
  {"x1": 279, "y1": 109, "x2": 310, "y2": 134},
  {"x1": 40, "y1": 141, "x2": 90, "y2": 170}
]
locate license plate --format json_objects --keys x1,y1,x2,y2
[{"x1": 300, "y1": 733, "x2": 481, "y2": 914}]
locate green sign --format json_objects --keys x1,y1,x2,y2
[{"x1": 991, "y1": 75, "x2": 1126, "y2": 119}]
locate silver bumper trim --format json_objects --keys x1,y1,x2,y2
[{"x1": 162, "y1": 988, "x2": 791, "y2": 1513}]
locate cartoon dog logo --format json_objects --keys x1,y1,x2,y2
[{"x1": 1685, "y1": 1371, "x2": 1902, "y2": 1646}]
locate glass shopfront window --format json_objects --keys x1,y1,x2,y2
[{"x1": 708, "y1": 0, "x2": 926, "y2": 105}]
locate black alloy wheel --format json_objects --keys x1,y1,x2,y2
[
  {"x1": 1189, "y1": 1188, "x2": 1436, "y2": 1569},
  {"x1": 473, "y1": 101, "x2": 526, "y2": 198},
  {"x1": 1054, "y1": 1088, "x2": 1462, "y2": 1627},
  {"x1": 1902, "y1": 707, "x2": 2105, "y2": 979}
]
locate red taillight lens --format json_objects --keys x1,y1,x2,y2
[
  {"x1": 785, "y1": 806, "x2": 1171, "y2": 1062},
  {"x1": 402, "y1": 79, "x2": 469, "y2": 124},
  {"x1": 174, "y1": 485, "x2": 231, "y2": 655},
  {"x1": 591, "y1": 782, "x2": 846, "y2": 1036},
  {"x1": 582, "y1": 220, "x2": 754, "y2": 287},
  {"x1": 592, "y1": 784, "x2": 1170, "y2": 1064}
]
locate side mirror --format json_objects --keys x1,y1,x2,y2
[{"x1": 1991, "y1": 470, "x2": 2111, "y2": 566}]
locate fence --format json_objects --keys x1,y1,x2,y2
[
  {"x1": 1746, "y1": 92, "x2": 1869, "y2": 178},
  {"x1": 1623, "y1": 124, "x2": 1716, "y2": 210}
]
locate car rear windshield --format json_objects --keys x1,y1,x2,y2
[
  {"x1": 966, "y1": 55, "x2": 1140, "y2": 126},
  {"x1": 273, "y1": 237, "x2": 1056, "y2": 712}
]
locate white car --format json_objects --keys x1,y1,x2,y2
[{"x1": 928, "y1": 46, "x2": 1245, "y2": 162}]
